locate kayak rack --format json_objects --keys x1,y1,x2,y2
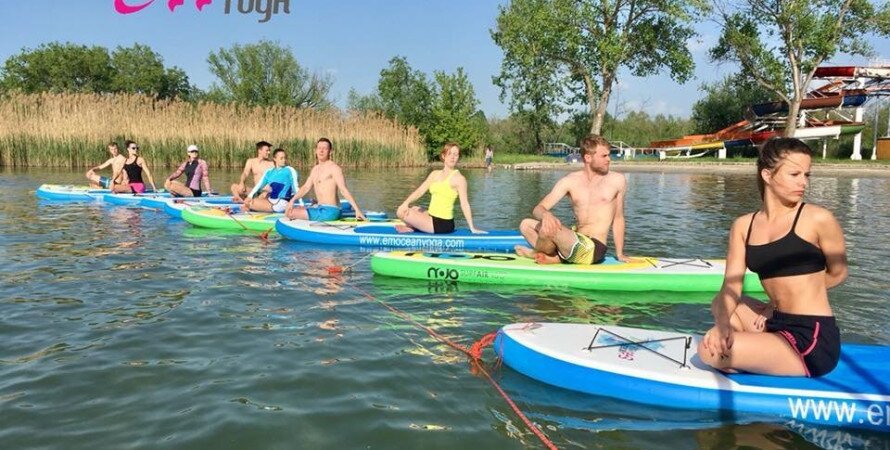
[{"x1": 585, "y1": 327, "x2": 692, "y2": 368}]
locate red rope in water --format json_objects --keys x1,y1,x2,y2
[{"x1": 347, "y1": 283, "x2": 558, "y2": 450}]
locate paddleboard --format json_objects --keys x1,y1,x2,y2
[
  {"x1": 181, "y1": 206, "x2": 284, "y2": 232},
  {"x1": 103, "y1": 192, "x2": 172, "y2": 206},
  {"x1": 276, "y1": 219, "x2": 524, "y2": 251},
  {"x1": 495, "y1": 322, "x2": 890, "y2": 432},
  {"x1": 371, "y1": 251, "x2": 764, "y2": 292},
  {"x1": 36, "y1": 184, "x2": 108, "y2": 201},
  {"x1": 140, "y1": 195, "x2": 233, "y2": 210},
  {"x1": 181, "y1": 205, "x2": 385, "y2": 232}
]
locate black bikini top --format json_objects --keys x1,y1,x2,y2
[
  {"x1": 123, "y1": 157, "x2": 143, "y2": 183},
  {"x1": 745, "y1": 203, "x2": 826, "y2": 280}
]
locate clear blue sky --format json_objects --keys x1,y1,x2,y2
[{"x1": 1, "y1": 1, "x2": 888, "y2": 120}]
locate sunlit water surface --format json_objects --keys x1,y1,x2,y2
[{"x1": 1, "y1": 166, "x2": 889, "y2": 449}]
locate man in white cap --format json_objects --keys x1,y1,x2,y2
[{"x1": 165, "y1": 144, "x2": 212, "y2": 197}]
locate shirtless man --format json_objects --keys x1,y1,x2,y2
[
  {"x1": 514, "y1": 134, "x2": 630, "y2": 264},
  {"x1": 285, "y1": 138, "x2": 367, "y2": 221},
  {"x1": 85, "y1": 142, "x2": 126, "y2": 189},
  {"x1": 231, "y1": 141, "x2": 274, "y2": 202}
]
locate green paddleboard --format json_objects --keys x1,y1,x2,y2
[{"x1": 371, "y1": 251, "x2": 765, "y2": 293}]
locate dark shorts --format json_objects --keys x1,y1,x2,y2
[
  {"x1": 766, "y1": 311, "x2": 840, "y2": 377},
  {"x1": 431, "y1": 215, "x2": 455, "y2": 234},
  {"x1": 190, "y1": 188, "x2": 202, "y2": 197},
  {"x1": 558, "y1": 232, "x2": 608, "y2": 265}
]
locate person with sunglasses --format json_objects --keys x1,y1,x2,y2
[{"x1": 112, "y1": 140, "x2": 158, "y2": 194}]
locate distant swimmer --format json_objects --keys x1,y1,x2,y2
[
  {"x1": 112, "y1": 140, "x2": 158, "y2": 194},
  {"x1": 514, "y1": 134, "x2": 630, "y2": 265},
  {"x1": 285, "y1": 138, "x2": 367, "y2": 222},
  {"x1": 164, "y1": 144, "x2": 212, "y2": 197},
  {"x1": 231, "y1": 141, "x2": 274, "y2": 202},
  {"x1": 396, "y1": 142, "x2": 484, "y2": 234},
  {"x1": 85, "y1": 142, "x2": 126, "y2": 189},
  {"x1": 243, "y1": 148, "x2": 299, "y2": 213}
]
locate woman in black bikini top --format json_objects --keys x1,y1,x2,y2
[
  {"x1": 111, "y1": 140, "x2": 158, "y2": 194},
  {"x1": 699, "y1": 138, "x2": 848, "y2": 378}
]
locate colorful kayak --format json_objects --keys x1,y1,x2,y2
[
  {"x1": 277, "y1": 219, "x2": 524, "y2": 251},
  {"x1": 495, "y1": 322, "x2": 890, "y2": 432},
  {"x1": 36, "y1": 184, "x2": 108, "y2": 201},
  {"x1": 371, "y1": 251, "x2": 765, "y2": 292}
]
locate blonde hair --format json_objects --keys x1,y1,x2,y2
[{"x1": 580, "y1": 134, "x2": 610, "y2": 157}]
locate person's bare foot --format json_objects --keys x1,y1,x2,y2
[
  {"x1": 394, "y1": 224, "x2": 414, "y2": 234},
  {"x1": 514, "y1": 245, "x2": 537, "y2": 259},
  {"x1": 534, "y1": 253, "x2": 561, "y2": 265}
]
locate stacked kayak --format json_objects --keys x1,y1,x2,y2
[
  {"x1": 495, "y1": 322, "x2": 890, "y2": 431},
  {"x1": 371, "y1": 251, "x2": 764, "y2": 292},
  {"x1": 277, "y1": 219, "x2": 524, "y2": 251}
]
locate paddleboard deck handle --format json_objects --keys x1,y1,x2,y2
[{"x1": 585, "y1": 327, "x2": 691, "y2": 368}]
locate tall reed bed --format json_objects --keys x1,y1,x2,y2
[{"x1": 0, "y1": 93, "x2": 425, "y2": 168}]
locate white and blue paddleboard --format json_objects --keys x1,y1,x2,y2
[
  {"x1": 36, "y1": 184, "x2": 108, "y2": 201},
  {"x1": 141, "y1": 195, "x2": 233, "y2": 211},
  {"x1": 275, "y1": 218, "x2": 523, "y2": 251},
  {"x1": 103, "y1": 192, "x2": 172, "y2": 206},
  {"x1": 496, "y1": 322, "x2": 890, "y2": 432}
]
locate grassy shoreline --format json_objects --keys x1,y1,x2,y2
[{"x1": 0, "y1": 93, "x2": 426, "y2": 168}]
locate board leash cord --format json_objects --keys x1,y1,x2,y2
[
  {"x1": 288, "y1": 254, "x2": 558, "y2": 449},
  {"x1": 346, "y1": 282, "x2": 558, "y2": 450}
]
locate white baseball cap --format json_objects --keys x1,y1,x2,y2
[{"x1": 187, "y1": 144, "x2": 199, "y2": 153}]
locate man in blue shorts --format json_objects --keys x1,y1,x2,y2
[
  {"x1": 285, "y1": 138, "x2": 367, "y2": 222},
  {"x1": 243, "y1": 148, "x2": 300, "y2": 213},
  {"x1": 86, "y1": 142, "x2": 126, "y2": 189}
]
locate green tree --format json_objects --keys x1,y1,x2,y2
[
  {"x1": 493, "y1": 49, "x2": 562, "y2": 153},
  {"x1": 711, "y1": 0, "x2": 890, "y2": 136},
  {"x1": 376, "y1": 57, "x2": 435, "y2": 134},
  {"x1": 110, "y1": 44, "x2": 192, "y2": 99},
  {"x1": 0, "y1": 42, "x2": 113, "y2": 93},
  {"x1": 691, "y1": 74, "x2": 774, "y2": 133},
  {"x1": 206, "y1": 40, "x2": 332, "y2": 108},
  {"x1": 346, "y1": 88, "x2": 383, "y2": 112},
  {"x1": 427, "y1": 68, "x2": 487, "y2": 154},
  {"x1": 492, "y1": 0, "x2": 700, "y2": 135}
]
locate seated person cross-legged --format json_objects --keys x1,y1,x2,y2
[
  {"x1": 514, "y1": 134, "x2": 630, "y2": 265},
  {"x1": 699, "y1": 138, "x2": 848, "y2": 378},
  {"x1": 395, "y1": 142, "x2": 484, "y2": 234}
]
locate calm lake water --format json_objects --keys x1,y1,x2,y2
[{"x1": 2, "y1": 166, "x2": 889, "y2": 449}]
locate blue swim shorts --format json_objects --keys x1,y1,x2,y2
[
  {"x1": 99, "y1": 176, "x2": 111, "y2": 189},
  {"x1": 307, "y1": 204, "x2": 342, "y2": 222}
]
